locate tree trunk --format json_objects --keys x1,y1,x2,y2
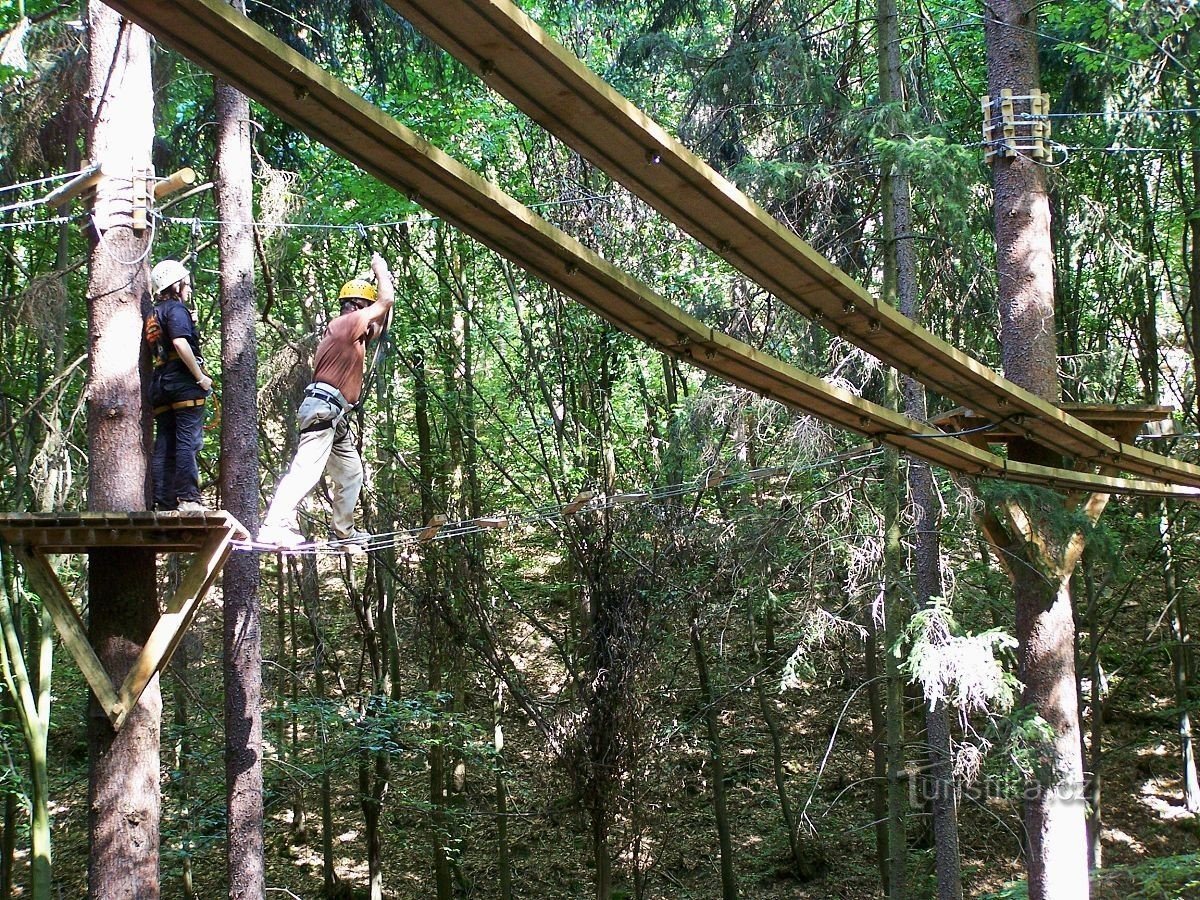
[
  {"x1": 1015, "y1": 565, "x2": 1089, "y2": 895},
  {"x1": 1080, "y1": 561, "x2": 1104, "y2": 868},
  {"x1": 881, "y1": 5, "x2": 962, "y2": 897},
  {"x1": 862, "y1": 577, "x2": 889, "y2": 892},
  {"x1": 881, "y1": 454, "x2": 907, "y2": 900},
  {"x1": 984, "y1": 2, "x2": 1059, "y2": 402},
  {"x1": 413, "y1": 346, "x2": 455, "y2": 900},
  {"x1": 689, "y1": 605, "x2": 738, "y2": 900},
  {"x1": 294, "y1": 555, "x2": 338, "y2": 893},
  {"x1": 167, "y1": 609, "x2": 197, "y2": 900},
  {"x1": 442, "y1": 244, "x2": 471, "y2": 893},
  {"x1": 0, "y1": 773, "x2": 13, "y2": 900},
  {"x1": 216, "y1": 57, "x2": 264, "y2": 900},
  {"x1": 286, "y1": 568, "x2": 308, "y2": 842},
  {"x1": 493, "y1": 683, "x2": 514, "y2": 900},
  {"x1": 85, "y1": 4, "x2": 160, "y2": 896},
  {"x1": 749, "y1": 608, "x2": 799, "y2": 868},
  {"x1": 878, "y1": 0, "x2": 963, "y2": 889},
  {"x1": 1160, "y1": 503, "x2": 1200, "y2": 811},
  {"x1": 984, "y1": 3, "x2": 1091, "y2": 897}
]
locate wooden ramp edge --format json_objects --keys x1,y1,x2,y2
[
  {"x1": 380, "y1": 0, "x2": 1200, "y2": 490},
  {"x1": 98, "y1": 0, "x2": 1199, "y2": 501},
  {"x1": 0, "y1": 511, "x2": 248, "y2": 731}
]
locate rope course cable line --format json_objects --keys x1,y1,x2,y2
[
  {"x1": 0, "y1": 197, "x2": 48, "y2": 216},
  {"x1": 234, "y1": 446, "x2": 884, "y2": 555},
  {"x1": 0, "y1": 216, "x2": 72, "y2": 230},
  {"x1": 0, "y1": 167, "x2": 91, "y2": 197},
  {"x1": 919, "y1": 0, "x2": 1190, "y2": 75},
  {"x1": 1046, "y1": 107, "x2": 1200, "y2": 119},
  {"x1": 155, "y1": 192, "x2": 617, "y2": 234}
]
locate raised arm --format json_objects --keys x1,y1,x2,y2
[{"x1": 367, "y1": 252, "x2": 394, "y2": 322}]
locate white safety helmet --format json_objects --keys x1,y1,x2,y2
[{"x1": 151, "y1": 259, "x2": 190, "y2": 297}]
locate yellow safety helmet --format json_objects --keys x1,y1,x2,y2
[{"x1": 338, "y1": 277, "x2": 377, "y2": 306}]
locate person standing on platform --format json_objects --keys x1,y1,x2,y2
[
  {"x1": 257, "y1": 252, "x2": 394, "y2": 548},
  {"x1": 146, "y1": 259, "x2": 212, "y2": 513}
]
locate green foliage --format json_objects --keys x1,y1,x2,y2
[
  {"x1": 981, "y1": 706, "x2": 1058, "y2": 790},
  {"x1": 898, "y1": 597, "x2": 1021, "y2": 714},
  {"x1": 984, "y1": 853, "x2": 1200, "y2": 899},
  {"x1": 5, "y1": 0, "x2": 1200, "y2": 895}
]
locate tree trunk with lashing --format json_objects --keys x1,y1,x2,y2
[
  {"x1": 984, "y1": 3, "x2": 1095, "y2": 897},
  {"x1": 85, "y1": 5, "x2": 160, "y2": 896},
  {"x1": 216, "y1": 50, "x2": 265, "y2": 898}
]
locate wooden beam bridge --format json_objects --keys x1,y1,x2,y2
[
  {"x1": 379, "y1": 0, "x2": 1200, "y2": 489},
  {"x1": 98, "y1": 0, "x2": 1200, "y2": 500}
]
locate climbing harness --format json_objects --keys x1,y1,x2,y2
[{"x1": 153, "y1": 396, "x2": 206, "y2": 416}]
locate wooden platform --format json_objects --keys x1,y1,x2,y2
[
  {"x1": 935, "y1": 404, "x2": 1174, "y2": 447},
  {"x1": 0, "y1": 511, "x2": 249, "y2": 731}
]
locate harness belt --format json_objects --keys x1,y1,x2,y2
[
  {"x1": 153, "y1": 396, "x2": 206, "y2": 416},
  {"x1": 299, "y1": 382, "x2": 349, "y2": 434},
  {"x1": 303, "y1": 383, "x2": 348, "y2": 409}
]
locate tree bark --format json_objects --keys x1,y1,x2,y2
[
  {"x1": 984, "y1": 3, "x2": 1091, "y2": 897},
  {"x1": 984, "y1": 2, "x2": 1058, "y2": 403},
  {"x1": 1080, "y1": 561, "x2": 1104, "y2": 868},
  {"x1": 293, "y1": 555, "x2": 338, "y2": 894},
  {"x1": 1014, "y1": 563, "x2": 1089, "y2": 896},
  {"x1": 85, "y1": 5, "x2": 160, "y2": 896},
  {"x1": 413, "y1": 345, "x2": 455, "y2": 900},
  {"x1": 878, "y1": 0, "x2": 963, "y2": 890},
  {"x1": 689, "y1": 606, "x2": 738, "y2": 900},
  {"x1": 881, "y1": 455, "x2": 907, "y2": 900},
  {"x1": 1160, "y1": 503, "x2": 1200, "y2": 812},
  {"x1": 216, "y1": 63, "x2": 264, "y2": 899},
  {"x1": 862, "y1": 578, "x2": 890, "y2": 892}
]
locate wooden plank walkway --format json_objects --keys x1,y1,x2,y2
[
  {"x1": 99, "y1": 0, "x2": 1200, "y2": 499},
  {"x1": 379, "y1": 0, "x2": 1200, "y2": 489}
]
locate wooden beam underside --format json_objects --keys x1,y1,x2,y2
[
  {"x1": 934, "y1": 404, "x2": 1172, "y2": 446},
  {"x1": 0, "y1": 512, "x2": 248, "y2": 729},
  {"x1": 99, "y1": 0, "x2": 1200, "y2": 499},
  {"x1": 381, "y1": 0, "x2": 1200, "y2": 490},
  {"x1": 8, "y1": 546, "x2": 124, "y2": 720}
]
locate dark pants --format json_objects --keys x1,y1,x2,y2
[{"x1": 151, "y1": 368, "x2": 206, "y2": 508}]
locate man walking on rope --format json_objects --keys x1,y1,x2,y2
[
  {"x1": 258, "y1": 252, "x2": 394, "y2": 549},
  {"x1": 147, "y1": 258, "x2": 213, "y2": 513}
]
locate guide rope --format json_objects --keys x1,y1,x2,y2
[{"x1": 233, "y1": 447, "x2": 885, "y2": 555}]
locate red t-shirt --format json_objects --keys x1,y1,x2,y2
[{"x1": 311, "y1": 308, "x2": 378, "y2": 405}]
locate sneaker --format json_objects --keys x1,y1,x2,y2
[
  {"x1": 331, "y1": 528, "x2": 372, "y2": 554},
  {"x1": 176, "y1": 499, "x2": 208, "y2": 513},
  {"x1": 258, "y1": 524, "x2": 306, "y2": 549}
]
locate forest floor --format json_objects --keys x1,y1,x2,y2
[
  {"x1": 255, "y1": 688, "x2": 1200, "y2": 899},
  {"x1": 31, "y1": 586, "x2": 1200, "y2": 899}
]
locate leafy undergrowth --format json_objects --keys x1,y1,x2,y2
[{"x1": 983, "y1": 853, "x2": 1200, "y2": 899}]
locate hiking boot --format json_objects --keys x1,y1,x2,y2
[
  {"x1": 176, "y1": 499, "x2": 208, "y2": 513},
  {"x1": 258, "y1": 524, "x2": 306, "y2": 549}
]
